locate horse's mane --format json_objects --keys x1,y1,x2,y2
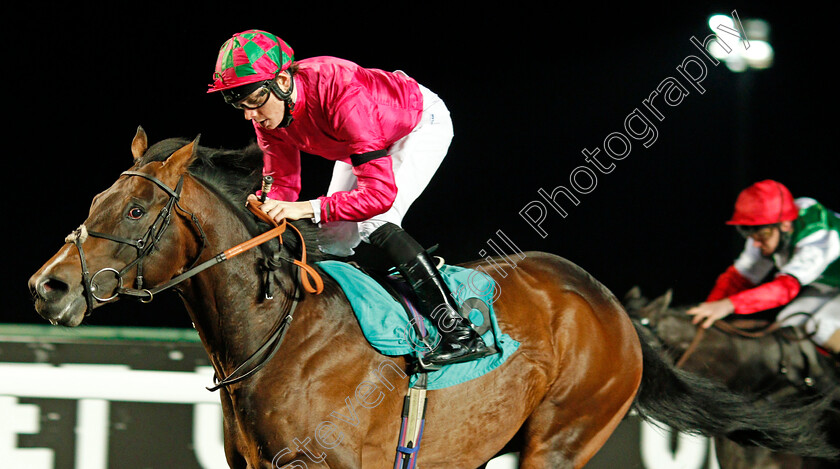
[{"x1": 136, "y1": 137, "x2": 336, "y2": 263}]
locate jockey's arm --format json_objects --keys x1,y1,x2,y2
[
  {"x1": 688, "y1": 274, "x2": 801, "y2": 329},
  {"x1": 313, "y1": 156, "x2": 397, "y2": 223},
  {"x1": 706, "y1": 265, "x2": 755, "y2": 301},
  {"x1": 248, "y1": 195, "x2": 314, "y2": 222},
  {"x1": 728, "y1": 274, "x2": 802, "y2": 315}
]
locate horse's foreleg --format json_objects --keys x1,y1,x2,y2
[{"x1": 219, "y1": 389, "x2": 248, "y2": 469}]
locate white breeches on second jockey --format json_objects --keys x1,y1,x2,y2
[
  {"x1": 316, "y1": 83, "x2": 454, "y2": 256},
  {"x1": 776, "y1": 283, "x2": 840, "y2": 347}
]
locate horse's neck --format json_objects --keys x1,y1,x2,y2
[
  {"x1": 177, "y1": 179, "x2": 296, "y2": 366},
  {"x1": 173, "y1": 178, "x2": 374, "y2": 387}
]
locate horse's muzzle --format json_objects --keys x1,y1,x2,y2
[{"x1": 29, "y1": 270, "x2": 87, "y2": 326}]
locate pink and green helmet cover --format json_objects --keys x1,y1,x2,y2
[{"x1": 208, "y1": 30, "x2": 294, "y2": 93}]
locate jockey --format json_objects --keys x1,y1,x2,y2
[
  {"x1": 687, "y1": 180, "x2": 840, "y2": 354},
  {"x1": 208, "y1": 29, "x2": 494, "y2": 366}
]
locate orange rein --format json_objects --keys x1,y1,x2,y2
[{"x1": 230, "y1": 200, "x2": 324, "y2": 295}]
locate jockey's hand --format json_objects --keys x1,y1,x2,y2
[
  {"x1": 247, "y1": 194, "x2": 314, "y2": 223},
  {"x1": 686, "y1": 299, "x2": 735, "y2": 329}
]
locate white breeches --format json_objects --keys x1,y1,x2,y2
[
  {"x1": 777, "y1": 283, "x2": 840, "y2": 347},
  {"x1": 317, "y1": 84, "x2": 454, "y2": 256}
]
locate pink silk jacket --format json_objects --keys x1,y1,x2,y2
[{"x1": 254, "y1": 56, "x2": 424, "y2": 222}]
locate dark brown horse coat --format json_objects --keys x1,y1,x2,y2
[
  {"x1": 30, "y1": 130, "x2": 837, "y2": 469},
  {"x1": 625, "y1": 288, "x2": 840, "y2": 469}
]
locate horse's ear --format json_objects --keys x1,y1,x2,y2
[
  {"x1": 161, "y1": 135, "x2": 200, "y2": 180},
  {"x1": 649, "y1": 290, "x2": 673, "y2": 314},
  {"x1": 131, "y1": 126, "x2": 148, "y2": 161},
  {"x1": 624, "y1": 286, "x2": 642, "y2": 301},
  {"x1": 662, "y1": 289, "x2": 673, "y2": 308},
  {"x1": 638, "y1": 289, "x2": 673, "y2": 318}
]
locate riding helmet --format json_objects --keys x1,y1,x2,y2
[
  {"x1": 207, "y1": 29, "x2": 294, "y2": 96},
  {"x1": 726, "y1": 180, "x2": 799, "y2": 225}
]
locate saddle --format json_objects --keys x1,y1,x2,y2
[
  {"x1": 315, "y1": 258, "x2": 513, "y2": 380},
  {"x1": 771, "y1": 325, "x2": 840, "y2": 395}
]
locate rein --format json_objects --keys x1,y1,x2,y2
[{"x1": 675, "y1": 316, "x2": 810, "y2": 368}]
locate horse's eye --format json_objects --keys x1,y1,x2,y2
[{"x1": 127, "y1": 207, "x2": 145, "y2": 220}]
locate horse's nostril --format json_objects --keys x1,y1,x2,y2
[
  {"x1": 35, "y1": 276, "x2": 70, "y2": 299},
  {"x1": 44, "y1": 278, "x2": 69, "y2": 293}
]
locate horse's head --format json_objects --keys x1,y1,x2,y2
[
  {"x1": 624, "y1": 287, "x2": 699, "y2": 354},
  {"x1": 29, "y1": 127, "x2": 204, "y2": 326}
]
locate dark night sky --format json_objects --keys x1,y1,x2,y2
[{"x1": 8, "y1": 2, "x2": 839, "y2": 328}]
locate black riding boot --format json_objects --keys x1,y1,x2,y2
[{"x1": 369, "y1": 223, "x2": 495, "y2": 366}]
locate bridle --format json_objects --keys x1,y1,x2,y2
[
  {"x1": 67, "y1": 169, "x2": 323, "y2": 308},
  {"x1": 66, "y1": 170, "x2": 206, "y2": 312},
  {"x1": 65, "y1": 169, "x2": 324, "y2": 391}
]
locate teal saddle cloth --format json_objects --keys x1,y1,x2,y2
[{"x1": 316, "y1": 260, "x2": 520, "y2": 390}]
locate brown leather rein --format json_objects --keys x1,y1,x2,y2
[{"x1": 676, "y1": 318, "x2": 791, "y2": 368}]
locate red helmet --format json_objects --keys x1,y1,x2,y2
[
  {"x1": 726, "y1": 180, "x2": 799, "y2": 226},
  {"x1": 207, "y1": 30, "x2": 294, "y2": 93}
]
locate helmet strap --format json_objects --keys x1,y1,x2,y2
[
  {"x1": 774, "y1": 226, "x2": 793, "y2": 255},
  {"x1": 268, "y1": 72, "x2": 296, "y2": 128}
]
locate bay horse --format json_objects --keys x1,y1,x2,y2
[
  {"x1": 624, "y1": 287, "x2": 840, "y2": 469},
  {"x1": 29, "y1": 128, "x2": 838, "y2": 469}
]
